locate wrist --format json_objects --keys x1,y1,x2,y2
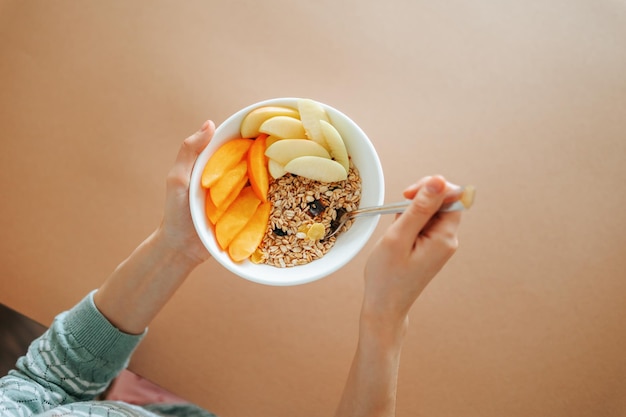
[
  {"x1": 151, "y1": 228, "x2": 206, "y2": 270},
  {"x1": 359, "y1": 307, "x2": 409, "y2": 346}
]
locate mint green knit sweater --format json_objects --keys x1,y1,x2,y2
[{"x1": 0, "y1": 291, "x2": 216, "y2": 417}]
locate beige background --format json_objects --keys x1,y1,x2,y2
[{"x1": 1, "y1": 1, "x2": 626, "y2": 416}]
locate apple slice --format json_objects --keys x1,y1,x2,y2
[
  {"x1": 265, "y1": 135, "x2": 281, "y2": 149},
  {"x1": 201, "y1": 138, "x2": 252, "y2": 188},
  {"x1": 265, "y1": 139, "x2": 331, "y2": 165},
  {"x1": 259, "y1": 116, "x2": 306, "y2": 139},
  {"x1": 228, "y1": 201, "x2": 272, "y2": 262},
  {"x1": 240, "y1": 106, "x2": 300, "y2": 138},
  {"x1": 460, "y1": 185, "x2": 476, "y2": 209},
  {"x1": 284, "y1": 156, "x2": 348, "y2": 183},
  {"x1": 215, "y1": 186, "x2": 261, "y2": 250},
  {"x1": 319, "y1": 120, "x2": 349, "y2": 172},
  {"x1": 298, "y1": 98, "x2": 329, "y2": 149},
  {"x1": 268, "y1": 159, "x2": 286, "y2": 179}
]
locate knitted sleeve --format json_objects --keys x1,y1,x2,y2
[{"x1": 0, "y1": 291, "x2": 145, "y2": 416}]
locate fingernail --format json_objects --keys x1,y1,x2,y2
[
  {"x1": 200, "y1": 120, "x2": 210, "y2": 132},
  {"x1": 425, "y1": 176, "x2": 445, "y2": 194}
]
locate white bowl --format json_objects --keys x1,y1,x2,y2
[{"x1": 189, "y1": 98, "x2": 384, "y2": 286}]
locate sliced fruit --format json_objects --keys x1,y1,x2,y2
[
  {"x1": 460, "y1": 185, "x2": 476, "y2": 209},
  {"x1": 247, "y1": 134, "x2": 269, "y2": 202},
  {"x1": 250, "y1": 248, "x2": 265, "y2": 264},
  {"x1": 307, "y1": 222, "x2": 326, "y2": 240},
  {"x1": 284, "y1": 156, "x2": 348, "y2": 183},
  {"x1": 240, "y1": 106, "x2": 300, "y2": 138},
  {"x1": 201, "y1": 138, "x2": 253, "y2": 188},
  {"x1": 228, "y1": 201, "x2": 272, "y2": 262},
  {"x1": 319, "y1": 120, "x2": 349, "y2": 172},
  {"x1": 298, "y1": 98, "x2": 330, "y2": 148},
  {"x1": 265, "y1": 139, "x2": 331, "y2": 165},
  {"x1": 215, "y1": 187, "x2": 261, "y2": 250},
  {"x1": 259, "y1": 116, "x2": 306, "y2": 139},
  {"x1": 265, "y1": 135, "x2": 281, "y2": 149},
  {"x1": 205, "y1": 174, "x2": 248, "y2": 224},
  {"x1": 268, "y1": 159, "x2": 286, "y2": 179},
  {"x1": 209, "y1": 160, "x2": 248, "y2": 207}
]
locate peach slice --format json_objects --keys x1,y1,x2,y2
[
  {"x1": 201, "y1": 138, "x2": 253, "y2": 188},
  {"x1": 228, "y1": 201, "x2": 272, "y2": 262},
  {"x1": 215, "y1": 186, "x2": 261, "y2": 250},
  {"x1": 205, "y1": 174, "x2": 248, "y2": 225},
  {"x1": 259, "y1": 116, "x2": 306, "y2": 139},
  {"x1": 209, "y1": 160, "x2": 248, "y2": 207},
  {"x1": 240, "y1": 106, "x2": 300, "y2": 138},
  {"x1": 247, "y1": 134, "x2": 269, "y2": 202},
  {"x1": 265, "y1": 135, "x2": 281, "y2": 149}
]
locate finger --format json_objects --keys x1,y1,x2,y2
[
  {"x1": 176, "y1": 120, "x2": 215, "y2": 168},
  {"x1": 386, "y1": 175, "x2": 447, "y2": 249},
  {"x1": 403, "y1": 178, "x2": 463, "y2": 204},
  {"x1": 415, "y1": 210, "x2": 462, "y2": 259},
  {"x1": 168, "y1": 120, "x2": 215, "y2": 188}
]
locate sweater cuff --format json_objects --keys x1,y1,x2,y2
[{"x1": 64, "y1": 290, "x2": 146, "y2": 360}]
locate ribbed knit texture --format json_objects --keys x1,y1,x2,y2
[{"x1": 0, "y1": 291, "x2": 216, "y2": 417}]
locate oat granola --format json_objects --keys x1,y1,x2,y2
[{"x1": 255, "y1": 161, "x2": 362, "y2": 267}]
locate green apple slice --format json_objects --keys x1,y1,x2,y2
[
  {"x1": 268, "y1": 159, "x2": 287, "y2": 179},
  {"x1": 240, "y1": 106, "x2": 300, "y2": 138},
  {"x1": 319, "y1": 120, "x2": 349, "y2": 172},
  {"x1": 259, "y1": 116, "x2": 306, "y2": 139},
  {"x1": 297, "y1": 98, "x2": 330, "y2": 149},
  {"x1": 284, "y1": 156, "x2": 348, "y2": 183},
  {"x1": 265, "y1": 139, "x2": 331, "y2": 165}
]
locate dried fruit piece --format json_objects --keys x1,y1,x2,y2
[
  {"x1": 272, "y1": 227, "x2": 287, "y2": 236},
  {"x1": 250, "y1": 248, "x2": 265, "y2": 264},
  {"x1": 307, "y1": 199, "x2": 325, "y2": 217},
  {"x1": 307, "y1": 223, "x2": 326, "y2": 240}
]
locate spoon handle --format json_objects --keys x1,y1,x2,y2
[{"x1": 350, "y1": 197, "x2": 468, "y2": 219}]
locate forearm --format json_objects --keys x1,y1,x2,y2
[
  {"x1": 335, "y1": 312, "x2": 408, "y2": 417},
  {"x1": 93, "y1": 228, "x2": 202, "y2": 334}
]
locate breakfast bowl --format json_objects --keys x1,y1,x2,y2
[{"x1": 189, "y1": 97, "x2": 384, "y2": 286}]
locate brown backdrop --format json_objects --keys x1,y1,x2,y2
[{"x1": 1, "y1": 1, "x2": 625, "y2": 416}]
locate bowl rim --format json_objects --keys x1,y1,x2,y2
[{"x1": 189, "y1": 97, "x2": 384, "y2": 286}]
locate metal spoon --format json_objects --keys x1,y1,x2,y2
[{"x1": 326, "y1": 185, "x2": 475, "y2": 239}]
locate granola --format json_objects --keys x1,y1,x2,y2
[{"x1": 256, "y1": 161, "x2": 362, "y2": 267}]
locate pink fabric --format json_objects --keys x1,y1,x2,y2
[{"x1": 106, "y1": 370, "x2": 188, "y2": 405}]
